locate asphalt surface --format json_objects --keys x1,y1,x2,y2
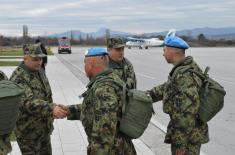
[{"x1": 53, "y1": 46, "x2": 235, "y2": 155}]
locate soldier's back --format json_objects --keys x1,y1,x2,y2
[{"x1": 81, "y1": 69, "x2": 137, "y2": 155}]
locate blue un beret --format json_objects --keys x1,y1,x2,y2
[
  {"x1": 164, "y1": 36, "x2": 189, "y2": 49},
  {"x1": 85, "y1": 48, "x2": 108, "y2": 57}
]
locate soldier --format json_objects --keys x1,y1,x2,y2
[
  {"x1": 67, "y1": 48, "x2": 137, "y2": 155},
  {"x1": 107, "y1": 38, "x2": 137, "y2": 89},
  {"x1": 10, "y1": 44, "x2": 68, "y2": 155},
  {"x1": 148, "y1": 36, "x2": 209, "y2": 155},
  {"x1": 35, "y1": 38, "x2": 48, "y2": 70},
  {"x1": 0, "y1": 71, "x2": 11, "y2": 155}
]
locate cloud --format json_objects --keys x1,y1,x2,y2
[{"x1": 0, "y1": 0, "x2": 235, "y2": 36}]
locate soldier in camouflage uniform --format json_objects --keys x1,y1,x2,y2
[
  {"x1": 0, "y1": 71, "x2": 12, "y2": 155},
  {"x1": 35, "y1": 38, "x2": 48, "y2": 70},
  {"x1": 107, "y1": 38, "x2": 137, "y2": 89},
  {"x1": 10, "y1": 44, "x2": 68, "y2": 155},
  {"x1": 68, "y1": 48, "x2": 137, "y2": 155},
  {"x1": 148, "y1": 36, "x2": 209, "y2": 155}
]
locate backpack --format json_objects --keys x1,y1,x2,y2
[
  {"x1": 94, "y1": 76, "x2": 153, "y2": 139},
  {"x1": 0, "y1": 80, "x2": 24, "y2": 135},
  {"x1": 189, "y1": 67, "x2": 226, "y2": 122},
  {"x1": 172, "y1": 66, "x2": 226, "y2": 123}
]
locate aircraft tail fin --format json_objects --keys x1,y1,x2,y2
[{"x1": 166, "y1": 29, "x2": 176, "y2": 37}]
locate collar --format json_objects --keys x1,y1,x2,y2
[
  {"x1": 86, "y1": 68, "x2": 113, "y2": 88},
  {"x1": 169, "y1": 56, "x2": 193, "y2": 76},
  {"x1": 109, "y1": 56, "x2": 126, "y2": 68}
]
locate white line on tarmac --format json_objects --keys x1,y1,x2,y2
[
  {"x1": 150, "y1": 118, "x2": 207, "y2": 155},
  {"x1": 58, "y1": 54, "x2": 85, "y2": 74},
  {"x1": 214, "y1": 77, "x2": 235, "y2": 85},
  {"x1": 137, "y1": 72, "x2": 156, "y2": 79},
  {"x1": 150, "y1": 118, "x2": 167, "y2": 133}
]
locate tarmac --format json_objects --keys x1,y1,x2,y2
[
  {"x1": 0, "y1": 55, "x2": 156, "y2": 155},
  {"x1": 1, "y1": 47, "x2": 234, "y2": 155}
]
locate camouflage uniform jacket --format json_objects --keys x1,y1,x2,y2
[
  {"x1": 10, "y1": 62, "x2": 55, "y2": 140},
  {"x1": 0, "y1": 71, "x2": 11, "y2": 155},
  {"x1": 68, "y1": 69, "x2": 136, "y2": 155},
  {"x1": 149, "y1": 56, "x2": 209, "y2": 147},
  {"x1": 109, "y1": 57, "x2": 137, "y2": 89}
]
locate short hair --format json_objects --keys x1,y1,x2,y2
[
  {"x1": 169, "y1": 46, "x2": 185, "y2": 55},
  {"x1": 35, "y1": 39, "x2": 41, "y2": 43}
]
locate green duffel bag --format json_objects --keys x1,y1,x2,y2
[
  {"x1": 119, "y1": 89, "x2": 153, "y2": 139},
  {"x1": 0, "y1": 80, "x2": 24, "y2": 135},
  {"x1": 93, "y1": 77, "x2": 153, "y2": 139}
]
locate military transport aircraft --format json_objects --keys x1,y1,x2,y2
[
  {"x1": 126, "y1": 37, "x2": 164, "y2": 49},
  {"x1": 125, "y1": 29, "x2": 176, "y2": 50}
]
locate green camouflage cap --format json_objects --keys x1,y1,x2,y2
[
  {"x1": 107, "y1": 38, "x2": 125, "y2": 48},
  {"x1": 23, "y1": 43, "x2": 46, "y2": 57}
]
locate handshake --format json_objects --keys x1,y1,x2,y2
[{"x1": 53, "y1": 104, "x2": 70, "y2": 119}]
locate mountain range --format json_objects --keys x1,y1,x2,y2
[{"x1": 48, "y1": 27, "x2": 235, "y2": 40}]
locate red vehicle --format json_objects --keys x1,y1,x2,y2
[{"x1": 58, "y1": 37, "x2": 72, "y2": 54}]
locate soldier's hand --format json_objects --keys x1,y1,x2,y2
[
  {"x1": 53, "y1": 105, "x2": 68, "y2": 119},
  {"x1": 58, "y1": 104, "x2": 69, "y2": 113},
  {"x1": 176, "y1": 149, "x2": 186, "y2": 155},
  {"x1": 59, "y1": 104, "x2": 71, "y2": 116}
]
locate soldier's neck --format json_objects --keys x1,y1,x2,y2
[{"x1": 172, "y1": 55, "x2": 185, "y2": 66}]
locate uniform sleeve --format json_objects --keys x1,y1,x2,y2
[
  {"x1": 67, "y1": 104, "x2": 82, "y2": 120},
  {"x1": 171, "y1": 73, "x2": 200, "y2": 145},
  {"x1": 148, "y1": 83, "x2": 165, "y2": 102},
  {"x1": 124, "y1": 61, "x2": 137, "y2": 89},
  {"x1": 0, "y1": 71, "x2": 8, "y2": 80},
  {"x1": 11, "y1": 78, "x2": 55, "y2": 118},
  {"x1": 89, "y1": 84, "x2": 119, "y2": 155}
]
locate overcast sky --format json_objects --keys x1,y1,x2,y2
[{"x1": 0, "y1": 0, "x2": 235, "y2": 36}]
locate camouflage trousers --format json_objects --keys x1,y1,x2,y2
[
  {"x1": 17, "y1": 136, "x2": 52, "y2": 155},
  {"x1": 87, "y1": 135, "x2": 137, "y2": 155},
  {"x1": 171, "y1": 143, "x2": 201, "y2": 155},
  {"x1": 0, "y1": 134, "x2": 12, "y2": 155}
]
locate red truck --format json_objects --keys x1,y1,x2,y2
[{"x1": 58, "y1": 37, "x2": 72, "y2": 54}]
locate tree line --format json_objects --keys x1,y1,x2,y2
[{"x1": 0, "y1": 34, "x2": 235, "y2": 47}]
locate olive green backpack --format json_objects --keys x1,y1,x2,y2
[
  {"x1": 189, "y1": 67, "x2": 226, "y2": 122},
  {"x1": 172, "y1": 66, "x2": 226, "y2": 123},
  {"x1": 0, "y1": 80, "x2": 24, "y2": 135},
  {"x1": 94, "y1": 77, "x2": 153, "y2": 139}
]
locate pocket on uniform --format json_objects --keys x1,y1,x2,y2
[
  {"x1": 189, "y1": 125, "x2": 209, "y2": 144},
  {"x1": 171, "y1": 130, "x2": 188, "y2": 145}
]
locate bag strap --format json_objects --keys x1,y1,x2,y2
[
  {"x1": 188, "y1": 67, "x2": 210, "y2": 96},
  {"x1": 188, "y1": 67, "x2": 210, "y2": 80},
  {"x1": 171, "y1": 66, "x2": 192, "y2": 81},
  {"x1": 169, "y1": 66, "x2": 209, "y2": 100},
  {"x1": 92, "y1": 76, "x2": 127, "y2": 114}
]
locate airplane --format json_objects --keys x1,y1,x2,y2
[
  {"x1": 126, "y1": 37, "x2": 164, "y2": 49},
  {"x1": 125, "y1": 29, "x2": 176, "y2": 50}
]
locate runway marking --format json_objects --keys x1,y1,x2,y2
[
  {"x1": 137, "y1": 72, "x2": 156, "y2": 80},
  {"x1": 150, "y1": 118, "x2": 207, "y2": 155},
  {"x1": 57, "y1": 54, "x2": 85, "y2": 74},
  {"x1": 213, "y1": 77, "x2": 235, "y2": 85}
]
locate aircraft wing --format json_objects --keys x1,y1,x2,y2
[{"x1": 127, "y1": 37, "x2": 145, "y2": 42}]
